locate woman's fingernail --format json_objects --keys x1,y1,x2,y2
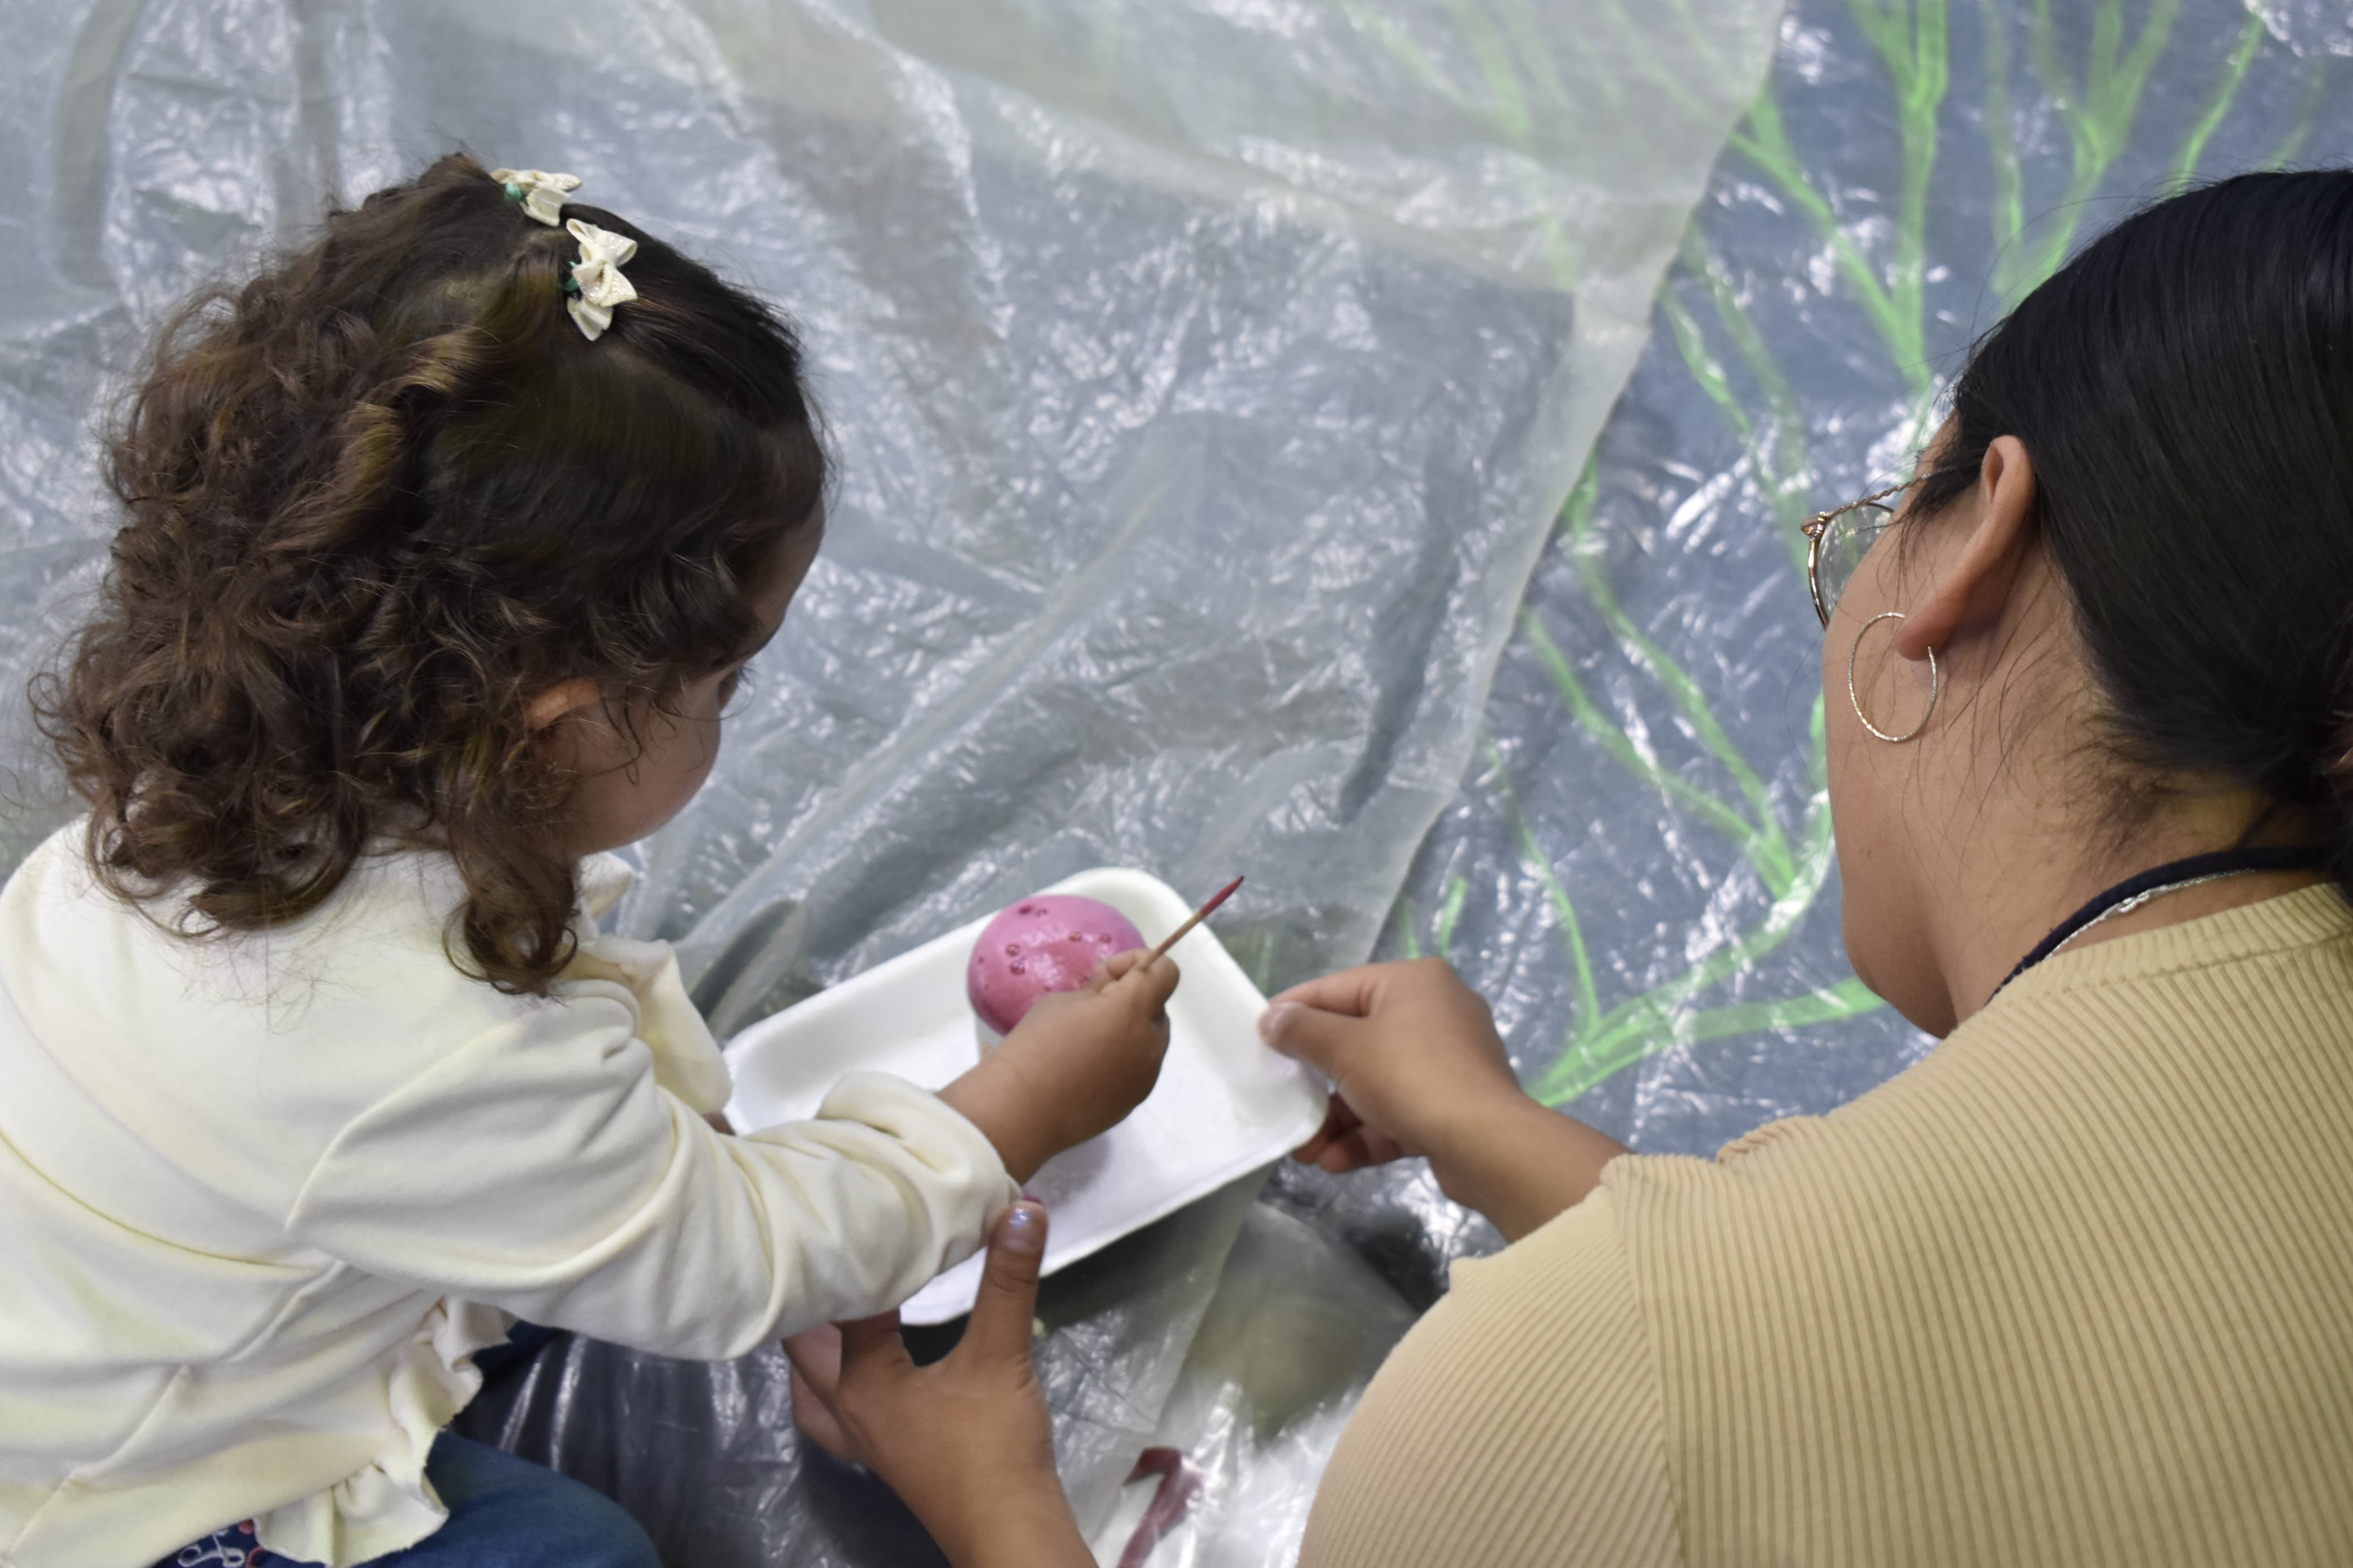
[
  {"x1": 1259, "y1": 1003, "x2": 1294, "y2": 1043},
  {"x1": 1002, "y1": 1202, "x2": 1046, "y2": 1254}
]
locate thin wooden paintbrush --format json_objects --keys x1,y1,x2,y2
[{"x1": 1142, "y1": 876, "x2": 1243, "y2": 969}]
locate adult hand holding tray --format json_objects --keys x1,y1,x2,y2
[{"x1": 722, "y1": 868, "x2": 1328, "y2": 1324}]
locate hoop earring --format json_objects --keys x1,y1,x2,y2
[{"x1": 1847, "y1": 610, "x2": 1939, "y2": 744}]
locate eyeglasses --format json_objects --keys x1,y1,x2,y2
[{"x1": 1800, "y1": 483, "x2": 1905, "y2": 628}]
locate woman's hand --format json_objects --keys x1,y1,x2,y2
[
  {"x1": 941, "y1": 951, "x2": 1179, "y2": 1183},
  {"x1": 1260, "y1": 958, "x2": 1525, "y2": 1169},
  {"x1": 1260, "y1": 958, "x2": 1628, "y2": 1241},
  {"x1": 784, "y1": 1203, "x2": 1092, "y2": 1568}
]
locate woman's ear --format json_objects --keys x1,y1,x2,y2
[
  {"x1": 1893, "y1": 434, "x2": 2037, "y2": 660},
  {"x1": 525, "y1": 677, "x2": 602, "y2": 733}
]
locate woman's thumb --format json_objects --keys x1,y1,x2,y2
[
  {"x1": 965, "y1": 1202, "x2": 1048, "y2": 1359},
  {"x1": 1258, "y1": 999, "x2": 1352, "y2": 1072}
]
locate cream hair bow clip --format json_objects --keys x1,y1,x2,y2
[
  {"x1": 564, "y1": 218, "x2": 638, "y2": 342},
  {"x1": 490, "y1": 167, "x2": 579, "y2": 227}
]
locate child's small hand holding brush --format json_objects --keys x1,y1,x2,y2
[{"x1": 940, "y1": 877, "x2": 1240, "y2": 1183}]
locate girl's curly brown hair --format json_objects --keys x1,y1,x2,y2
[{"x1": 36, "y1": 152, "x2": 826, "y2": 994}]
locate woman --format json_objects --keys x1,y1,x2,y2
[{"x1": 785, "y1": 170, "x2": 2353, "y2": 1566}]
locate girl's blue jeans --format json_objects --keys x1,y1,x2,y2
[
  {"x1": 158, "y1": 1332, "x2": 658, "y2": 1568},
  {"x1": 159, "y1": 1434, "x2": 658, "y2": 1568}
]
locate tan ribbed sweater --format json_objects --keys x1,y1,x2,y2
[{"x1": 1302, "y1": 886, "x2": 2353, "y2": 1567}]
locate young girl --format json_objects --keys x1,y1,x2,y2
[{"x1": 0, "y1": 153, "x2": 1178, "y2": 1568}]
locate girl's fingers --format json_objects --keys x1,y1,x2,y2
[
  {"x1": 1117, "y1": 953, "x2": 1180, "y2": 1015},
  {"x1": 1091, "y1": 951, "x2": 1178, "y2": 1022}
]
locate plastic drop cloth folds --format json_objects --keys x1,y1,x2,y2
[
  {"x1": 0, "y1": 1, "x2": 1779, "y2": 1563},
  {"x1": 1145, "y1": 5, "x2": 2353, "y2": 1565}
]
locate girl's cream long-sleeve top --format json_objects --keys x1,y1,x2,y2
[
  {"x1": 1304, "y1": 885, "x2": 2353, "y2": 1568},
  {"x1": 0, "y1": 826, "x2": 1017, "y2": 1568}
]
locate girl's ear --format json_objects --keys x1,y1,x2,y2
[
  {"x1": 1892, "y1": 434, "x2": 2037, "y2": 661},
  {"x1": 525, "y1": 677, "x2": 602, "y2": 732}
]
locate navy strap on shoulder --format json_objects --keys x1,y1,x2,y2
[{"x1": 1992, "y1": 844, "x2": 2327, "y2": 996}]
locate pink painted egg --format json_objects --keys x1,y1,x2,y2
[{"x1": 967, "y1": 894, "x2": 1147, "y2": 1036}]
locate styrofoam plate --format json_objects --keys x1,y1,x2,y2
[{"x1": 722, "y1": 867, "x2": 1329, "y2": 1324}]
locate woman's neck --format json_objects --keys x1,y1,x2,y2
[{"x1": 1930, "y1": 788, "x2": 2326, "y2": 1029}]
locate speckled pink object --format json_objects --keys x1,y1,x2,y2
[{"x1": 966, "y1": 894, "x2": 1147, "y2": 1036}]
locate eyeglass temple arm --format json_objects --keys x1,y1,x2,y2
[{"x1": 1800, "y1": 483, "x2": 1907, "y2": 540}]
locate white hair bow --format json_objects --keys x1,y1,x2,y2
[
  {"x1": 565, "y1": 218, "x2": 639, "y2": 342},
  {"x1": 490, "y1": 167, "x2": 579, "y2": 227}
]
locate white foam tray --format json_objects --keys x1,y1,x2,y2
[{"x1": 723, "y1": 867, "x2": 1328, "y2": 1324}]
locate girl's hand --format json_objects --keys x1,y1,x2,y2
[
  {"x1": 1259, "y1": 958, "x2": 1628, "y2": 1241},
  {"x1": 784, "y1": 1204, "x2": 1093, "y2": 1568},
  {"x1": 941, "y1": 951, "x2": 1178, "y2": 1183}
]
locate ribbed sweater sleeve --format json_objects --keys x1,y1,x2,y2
[
  {"x1": 1300, "y1": 1186, "x2": 1679, "y2": 1568},
  {"x1": 1295, "y1": 885, "x2": 2353, "y2": 1568}
]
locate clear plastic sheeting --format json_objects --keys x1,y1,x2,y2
[
  {"x1": 470, "y1": 1176, "x2": 1268, "y2": 1568},
  {"x1": 1352, "y1": 0, "x2": 2353, "y2": 1252},
  {"x1": 1085, "y1": 1205, "x2": 1417, "y2": 1568},
  {"x1": 1200, "y1": 0, "x2": 2353, "y2": 1551},
  {"x1": 0, "y1": 0, "x2": 1790, "y2": 933},
  {"x1": 0, "y1": 1, "x2": 1781, "y2": 1563}
]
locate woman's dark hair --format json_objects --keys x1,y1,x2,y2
[
  {"x1": 1914, "y1": 169, "x2": 2353, "y2": 880},
  {"x1": 37, "y1": 152, "x2": 826, "y2": 994}
]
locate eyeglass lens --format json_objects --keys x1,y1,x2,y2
[{"x1": 1816, "y1": 500, "x2": 1895, "y2": 619}]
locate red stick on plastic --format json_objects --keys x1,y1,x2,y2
[
  {"x1": 1118, "y1": 1446, "x2": 1203, "y2": 1567},
  {"x1": 1142, "y1": 876, "x2": 1243, "y2": 969}
]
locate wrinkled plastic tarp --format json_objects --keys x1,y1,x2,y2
[
  {"x1": 1126, "y1": 5, "x2": 2353, "y2": 1563},
  {"x1": 1328, "y1": 0, "x2": 2353, "y2": 1277},
  {"x1": 0, "y1": 1, "x2": 1778, "y2": 1563},
  {"x1": 1085, "y1": 1204, "x2": 1416, "y2": 1567}
]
